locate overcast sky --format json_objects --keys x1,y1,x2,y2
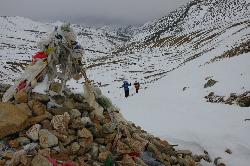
[{"x1": 0, "y1": 0, "x2": 191, "y2": 25}]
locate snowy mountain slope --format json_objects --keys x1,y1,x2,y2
[
  {"x1": 95, "y1": 0, "x2": 249, "y2": 99},
  {"x1": 0, "y1": 16, "x2": 52, "y2": 83},
  {"x1": 107, "y1": 1, "x2": 250, "y2": 165},
  {"x1": 0, "y1": 16, "x2": 131, "y2": 84},
  {"x1": 130, "y1": 0, "x2": 249, "y2": 41},
  {"x1": 116, "y1": 51, "x2": 250, "y2": 166}
]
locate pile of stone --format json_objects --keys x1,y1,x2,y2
[
  {"x1": 0, "y1": 84, "x2": 205, "y2": 166},
  {"x1": 205, "y1": 91, "x2": 250, "y2": 107}
]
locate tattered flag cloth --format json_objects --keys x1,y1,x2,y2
[
  {"x1": 48, "y1": 157, "x2": 75, "y2": 166},
  {"x1": 33, "y1": 52, "x2": 48, "y2": 59},
  {"x1": 32, "y1": 52, "x2": 48, "y2": 64},
  {"x1": 2, "y1": 23, "x2": 85, "y2": 102},
  {"x1": 17, "y1": 80, "x2": 27, "y2": 91}
]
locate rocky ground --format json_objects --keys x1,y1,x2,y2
[
  {"x1": 205, "y1": 91, "x2": 250, "y2": 107},
  {"x1": 0, "y1": 83, "x2": 210, "y2": 166},
  {"x1": 203, "y1": 77, "x2": 250, "y2": 108}
]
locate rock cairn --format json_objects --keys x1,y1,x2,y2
[{"x1": 0, "y1": 83, "x2": 206, "y2": 166}]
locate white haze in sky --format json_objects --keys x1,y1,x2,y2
[{"x1": 0, "y1": 0, "x2": 191, "y2": 25}]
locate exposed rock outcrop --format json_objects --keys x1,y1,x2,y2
[
  {"x1": 204, "y1": 79, "x2": 217, "y2": 88},
  {"x1": 205, "y1": 91, "x2": 250, "y2": 107}
]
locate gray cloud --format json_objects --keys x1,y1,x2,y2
[{"x1": 0, "y1": 0, "x2": 191, "y2": 25}]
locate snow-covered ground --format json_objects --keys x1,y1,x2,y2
[{"x1": 113, "y1": 52, "x2": 250, "y2": 166}]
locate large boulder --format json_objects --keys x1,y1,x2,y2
[
  {"x1": 0, "y1": 102, "x2": 29, "y2": 138},
  {"x1": 16, "y1": 103, "x2": 32, "y2": 117}
]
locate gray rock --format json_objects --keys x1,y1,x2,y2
[
  {"x1": 92, "y1": 161, "x2": 102, "y2": 166},
  {"x1": 49, "y1": 82, "x2": 62, "y2": 93},
  {"x1": 16, "y1": 137, "x2": 31, "y2": 146},
  {"x1": 52, "y1": 95, "x2": 65, "y2": 105},
  {"x1": 81, "y1": 117, "x2": 92, "y2": 126},
  {"x1": 98, "y1": 150, "x2": 111, "y2": 162},
  {"x1": 178, "y1": 157, "x2": 188, "y2": 166},
  {"x1": 51, "y1": 112, "x2": 70, "y2": 131},
  {"x1": 31, "y1": 155, "x2": 52, "y2": 166},
  {"x1": 237, "y1": 96, "x2": 250, "y2": 107},
  {"x1": 31, "y1": 93, "x2": 50, "y2": 104},
  {"x1": 62, "y1": 135, "x2": 77, "y2": 146},
  {"x1": 95, "y1": 138, "x2": 105, "y2": 145},
  {"x1": 23, "y1": 143, "x2": 38, "y2": 152},
  {"x1": 77, "y1": 128, "x2": 93, "y2": 139},
  {"x1": 45, "y1": 111, "x2": 53, "y2": 120},
  {"x1": 69, "y1": 109, "x2": 81, "y2": 119},
  {"x1": 26, "y1": 124, "x2": 41, "y2": 141},
  {"x1": 70, "y1": 142, "x2": 80, "y2": 154},
  {"x1": 176, "y1": 150, "x2": 192, "y2": 155},
  {"x1": 70, "y1": 117, "x2": 85, "y2": 129},
  {"x1": 102, "y1": 122, "x2": 116, "y2": 134},
  {"x1": 39, "y1": 129, "x2": 58, "y2": 148},
  {"x1": 170, "y1": 156, "x2": 178, "y2": 165},
  {"x1": 204, "y1": 79, "x2": 217, "y2": 88},
  {"x1": 48, "y1": 107, "x2": 70, "y2": 115},
  {"x1": 63, "y1": 99, "x2": 75, "y2": 109},
  {"x1": 82, "y1": 111, "x2": 89, "y2": 117},
  {"x1": 71, "y1": 93, "x2": 85, "y2": 103},
  {"x1": 52, "y1": 146, "x2": 61, "y2": 153},
  {"x1": 90, "y1": 143, "x2": 99, "y2": 160}
]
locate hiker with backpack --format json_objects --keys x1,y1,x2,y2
[
  {"x1": 134, "y1": 81, "x2": 140, "y2": 93},
  {"x1": 121, "y1": 81, "x2": 131, "y2": 98}
]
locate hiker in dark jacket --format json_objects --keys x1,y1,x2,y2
[
  {"x1": 121, "y1": 81, "x2": 131, "y2": 98},
  {"x1": 134, "y1": 81, "x2": 140, "y2": 93}
]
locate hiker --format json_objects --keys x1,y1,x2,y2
[
  {"x1": 134, "y1": 81, "x2": 140, "y2": 93},
  {"x1": 121, "y1": 81, "x2": 131, "y2": 98}
]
